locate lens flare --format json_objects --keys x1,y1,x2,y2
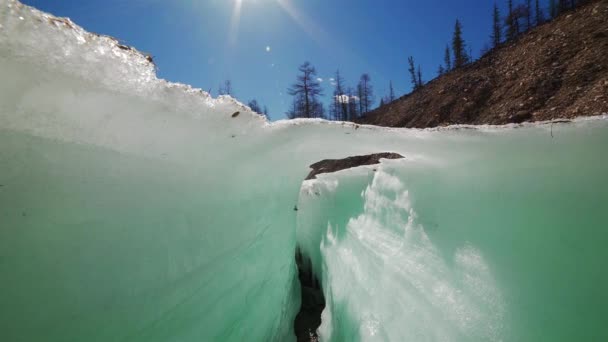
[{"x1": 229, "y1": 0, "x2": 243, "y2": 47}]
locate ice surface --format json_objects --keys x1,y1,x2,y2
[{"x1": 1, "y1": 1, "x2": 608, "y2": 341}]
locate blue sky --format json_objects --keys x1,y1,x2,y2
[{"x1": 22, "y1": 0, "x2": 550, "y2": 120}]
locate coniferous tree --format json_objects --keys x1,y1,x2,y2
[
  {"x1": 357, "y1": 84, "x2": 364, "y2": 116},
  {"x1": 311, "y1": 101, "x2": 325, "y2": 119},
  {"x1": 514, "y1": 4, "x2": 527, "y2": 32},
  {"x1": 417, "y1": 65, "x2": 423, "y2": 88},
  {"x1": 526, "y1": 0, "x2": 532, "y2": 30},
  {"x1": 492, "y1": 3, "x2": 502, "y2": 48},
  {"x1": 480, "y1": 43, "x2": 491, "y2": 56},
  {"x1": 329, "y1": 70, "x2": 348, "y2": 121},
  {"x1": 506, "y1": 0, "x2": 517, "y2": 41},
  {"x1": 380, "y1": 98, "x2": 385, "y2": 107},
  {"x1": 444, "y1": 45, "x2": 452, "y2": 71},
  {"x1": 535, "y1": 0, "x2": 544, "y2": 25},
  {"x1": 286, "y1": 96, "x2": 302, "y2": 119},
  {"x1": 218, "y1": 80, "x2": 233, "y2": 96},
  {"x1": 329, "y1": 95, "x2": 339, "y2": 121},
  {"x1": 408, "y1": 56, "x2": 418, "y2": 90},
  {"x1": 247, "y1": 99, "x2": 262, "y2": 114},
  {"x1": 287, "y1": 62, "x2": 324, "y2": 118},
  {"x1": 558, "y1": 0, "x2": 570, "y2": 13},
  {"x1": 452, "y1": 20, "x2": 468, "y2": 68},
  {"x1": 358, "y1": 74, "x2": 374, "y2": 114},
  {"x1": 438, "y1": 65, "x2": 445, "y2": 76},
  {"x1": 263, "y1": 106, "x2": 269, "y2": 119},
  {"x1": 389, "y1": 81, "x2": 396, "y2": 102},
  {"x1": 549, "y1": 0, "x2": 558, "y2": 18},
  {"x1": 346, "y1": 87, "x2": 359, "y2": 120}
]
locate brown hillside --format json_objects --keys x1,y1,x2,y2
[{"x1": 358, "y1": 0, "x2": 608, "y2": 128}]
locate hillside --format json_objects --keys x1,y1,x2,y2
[{"x1": 358, "y1": 0, "x2": 608, "y2": 128}]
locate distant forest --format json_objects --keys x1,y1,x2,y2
[{"x1": 218, "y1": 0, "x2": 589, "y2": 120}]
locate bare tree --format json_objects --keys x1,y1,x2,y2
[
  {"x1": 218, "y1": 80, "x2": 233, "y2": 96},
  {"x1": 330, "y1": 70, "x2": 348, "y2": 121},
  {"x1": 347, "y1": 87, "x2": 359, "y2": 120},
  {"x1": 287, "y1": 62, "x2": 324, "y2": 118},
  {"x1": 358, "y1": 74, "x2": 374, "y2": 114},
  {"x1": 357, "y1": 83, "x2": 364, "y2": 115}
]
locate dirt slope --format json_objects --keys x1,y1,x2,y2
[{"x1": 358, "y1": 0, "x2": 608, "y2": 128}]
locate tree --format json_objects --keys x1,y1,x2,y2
[
  {"x1": 408, "y1": 56, "x2": 419, "y2": 90},
  {"x1": 389, "y1": 81, "x2": 396, "y2": 102},
  {"x1": 286, "y1": 96, "x2": 301, "y2": 119},
  {"x1": 357, "y1": 84, "x2": 364, "y2": 116},
  {"x1": 247, "y1": 99, "x2": 262, "y2": 114},
  {"x1": 218, "y1": 80, "x2": 233, "y2": 96},
  {"x1": 438, "y1": 65, "x2": 446, "y2": 76},
  {"x1": 549, "y1": 0, "x2": 558, "y2": 18},
  {"x1": 480, "y1": 42, "x2": 492, "y2": 56},
  {"x1": 535, "y1": 0, "x2": 544, "y2": 25},
  {"x1": 287, "y1": 62, "x2": 324, "y2": 118},
  {"x1": 514, "y1": 4, "x2": 528, "y2": 33},
  {"x1": 346, "y1": 87, "x2": 359, "y2": 120},
  {"x1": 417, "y1": 65, "x2": 423, "y2": 88},
  {"x1": 506, "y1": 0, "x2": 517, "y2": 40},
  {"x1": 380, "y1": 98, "x2": 385, "y2": 107},
  {"x1": 358, "y1": 74, "x2": 374, "y2": 114},
  {"x1": 311, "y1": 101, "x2": 325, "y2": 119},
  {"x1": 444, "y1": 45, "x2": 452, "y2": 71},
  {"x1": 329, "y1": 70, "x2": 348, "y2": 121},
  {"x1": 452, "y1": 20, "x2": 469, "y2": 69},
  {"x1": 492, "y1": 3, "x2": 502, "y2": 48},
  {"x1": 558, "y1": 0, "x2": 571, "y2": 13},
  {"x1": 329, "y1": 95, "x2": 340, "y2": 121},
  {"x1": 263, "y1": 106, "x2": 269, "y2": 119},
  {"x1": 526, "y1": 0, "x2": 532, "y2": 30},
  {"x1": 506, "y1": 2, "x2": 528, "y2": 40}
]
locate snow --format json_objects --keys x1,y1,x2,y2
[{"x1": 1, "y1": 1, "x2": 608, "y2": 341}]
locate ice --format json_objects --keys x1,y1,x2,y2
[
  {"x1": 1, "y1": 1, "x2": 608, "y2": 341},
  {"x1": 299, "y1": 167, "x2": 505, "y2": 341}
]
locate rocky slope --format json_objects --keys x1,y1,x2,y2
[
  {"x1": 305, "y1": 153, "x2": 404, "y2": 180},
  {"x1": 358, "y1": 0, "x2": 608, "y2": 128}
]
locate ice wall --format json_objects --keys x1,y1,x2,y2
[
  {"x1": 296, "y1": 128, "x2": 608, "y2": 341},
  {"x1": 1, "y1": 1, "x2": 608, "y2": 341}
]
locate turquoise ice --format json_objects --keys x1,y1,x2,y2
[{"x1": 1, "y1": 1, "x2": 607, "y2": 341}]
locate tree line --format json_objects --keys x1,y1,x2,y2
[
  {"x1": 285, "y1": 62, "x2": 380, "y2": 121},
  {"x1": 284, "y1": 15, "x2": 474, "y2": 119},
  {"x1": 218, "y1": 0, "x2": 591, "y2": 121}
]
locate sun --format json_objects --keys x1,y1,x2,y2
[{"x1": 229, "y1": 0, "x2": 315, "y2": 47}]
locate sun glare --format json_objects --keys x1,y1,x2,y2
[
  {"x1": 229, "y1": 0, "x2": 244, "y2": 46},
  {"x1": 229, "y1": 0, "x2": 324, "y2": 48}
]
